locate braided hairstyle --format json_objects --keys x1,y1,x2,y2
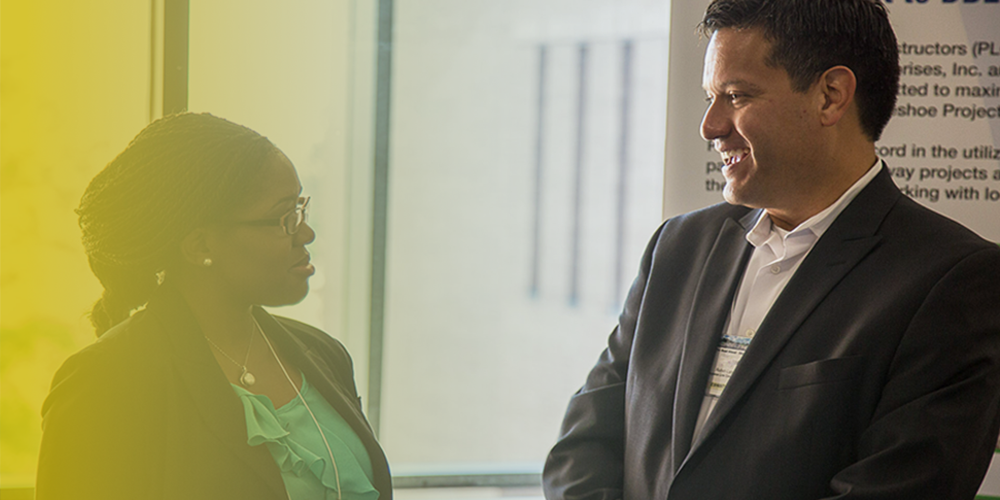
[{"x1": 77, "y1": 112, "x2": 278, "y2": 336}]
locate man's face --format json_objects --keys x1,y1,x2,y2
[{"x1": 701, "y1": 28, "x2": 823, "y2": 219}]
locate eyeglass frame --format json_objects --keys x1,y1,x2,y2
[{"x1": 225, "y1": 196, "x2": 310, "y2": 235}]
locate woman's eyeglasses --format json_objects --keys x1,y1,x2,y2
[{"x1": 228, "y1": 196, "x2": 310, "y2": 235}]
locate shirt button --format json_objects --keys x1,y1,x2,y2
[
  {"x1": 770, "y1": 264, "x2": 781, "y2": 274},
  {"x1": 745, "y1": 329, "x2": 756, "y2": 338}
]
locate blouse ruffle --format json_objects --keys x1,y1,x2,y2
[{"x1": 234, "y1": 379, "x2": 380, "y2": 500}]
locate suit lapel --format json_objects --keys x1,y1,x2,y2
[
  {"x1": 672, "y1": 212, "x2": 755, "y2": 472},
  {"x1": 150, "y1": 287, "x2": 289, "y2": 498},
  {"x1": 688, "y1": 167, "x2": 899, "y2": 454}
]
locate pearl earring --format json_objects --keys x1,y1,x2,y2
[{"x1": 203, "y1": 258, "x2": 213, "y2": 267}]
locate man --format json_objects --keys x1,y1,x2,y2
[{"x1": 542, "y1": 0, "x2": 1000, "y2": 498}]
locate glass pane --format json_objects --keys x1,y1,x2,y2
[{"x1": 380, "y1": 0, "x2": 670, "y2": 473}]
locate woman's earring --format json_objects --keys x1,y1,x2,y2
[{"x1": 203, "y1": 258, "x2": 213, "y2": 267}]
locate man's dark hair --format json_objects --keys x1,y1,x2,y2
[{"x1": 700, "y1": 0, "x2": 899, "y2": 142}]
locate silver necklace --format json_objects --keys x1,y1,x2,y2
[{"x1": 205, "y1": 323, "x2": 257, "y2": 388}]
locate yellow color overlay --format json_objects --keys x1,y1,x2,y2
[{"x1": 1, "y1": 0, "x2": 152, "y2": 486}]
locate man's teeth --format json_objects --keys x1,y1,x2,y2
[{"x1": 720, "y1": 148, "x2": 750, "y2": 166}]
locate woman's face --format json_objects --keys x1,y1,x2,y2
[{"x1": 206, "y1": 150, "x2": 316, "y2": 307}]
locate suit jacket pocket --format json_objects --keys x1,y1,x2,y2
[{"x1": 778, "y1": 356, "x2": 865, "y2": 390}]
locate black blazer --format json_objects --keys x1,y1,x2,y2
[
  {"x1": 36, "y1": 284, "x2": 391, "y2": 500},
  {"x1": 544, "y1": 167, "x2": 1000, "y2": 499}
]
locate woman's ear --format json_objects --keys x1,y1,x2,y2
[
  {"x1": 817, "y1": 65, "x2": 857, "y2": 128},
  {"x1": 179, "y1": 228, "x2": 213, "y2": 268}
]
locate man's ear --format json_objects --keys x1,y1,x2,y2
[
  {"x1": 817, "y1": 65, "x2": 857, "y2": 128},
  {"x1": 180, "y1": 227, "x2": 213, "y2": 267}
]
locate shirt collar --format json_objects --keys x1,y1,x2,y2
[{"x1": 746, "y1": 158, "x2": 883, "y2": 250}]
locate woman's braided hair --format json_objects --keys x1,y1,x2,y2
[{"x1": 78, "y1": 112, "x2": 277, "y2": 336}]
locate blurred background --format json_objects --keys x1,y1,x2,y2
[{"x1": 1, "y1": 0, "x2": 670, "y2": 492}]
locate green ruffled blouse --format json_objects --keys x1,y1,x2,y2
[{"x1": 232, "y1": 376, "x2": 379, "y2": 500}]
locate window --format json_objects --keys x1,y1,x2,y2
[{"x1": 189, "y1": 0, "x2": 670, "y2": 482}]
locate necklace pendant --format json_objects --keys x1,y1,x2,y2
[{"x1": 240, "y1": 369, "x2": 256, "y2": 388}]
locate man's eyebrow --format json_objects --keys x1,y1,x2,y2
[{"x1": 704, "y1": 79, "x2": 765, "y2": 93}]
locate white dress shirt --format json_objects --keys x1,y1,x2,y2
[{"x1": 691, "y1": 159, "x2": 883, "y2": 440}]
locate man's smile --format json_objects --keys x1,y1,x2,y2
[{"x1": 719, "y1": 147, "x2": 751, "y2": 170}]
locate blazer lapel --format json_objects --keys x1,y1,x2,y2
[
  {"x1": 151, "y1": 287, "x2": 289, "y2": 498},
  {"x1": 690, "y1": 167, "x2": 899, "y2": 453},
  {"x1": 258, "y1": 310, "x2": 393, "y2": 498},
  {"x1": 672, "y1": 212, "x2": 755, "y2": 472}
]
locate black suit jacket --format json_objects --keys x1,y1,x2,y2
[
  {"x1": 544, "y1": 167, "x2": 1000, "y2": 499},
  {"x1": 36, "y1": 284, "x2": 391, "y2": 500}
]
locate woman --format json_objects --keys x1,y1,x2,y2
[{"x1": 35, "y1": 113, "x2": 391, "y2": 500}]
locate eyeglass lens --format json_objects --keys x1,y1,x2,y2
[{"x1": 283, "y1": 199, "x2": 309, "y2": 235}]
